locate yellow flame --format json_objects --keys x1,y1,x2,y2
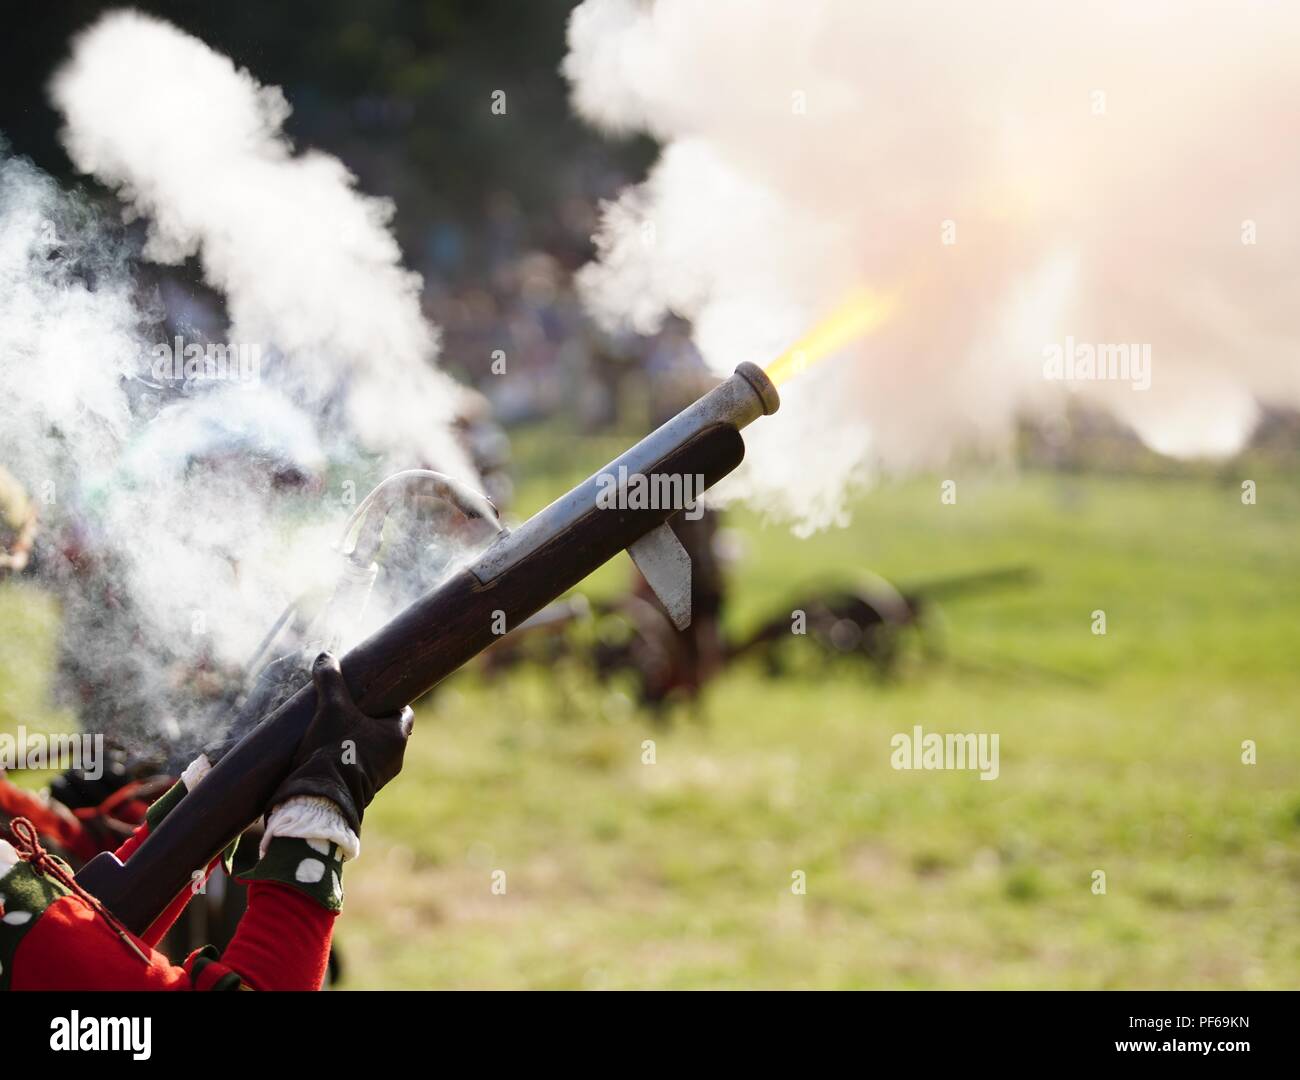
[{"x1": 764, "y1": 288, "x2": 896, "y2": 387}]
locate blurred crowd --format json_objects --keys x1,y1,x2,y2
[{"x1": 420, "y1": 157, "x2": 714, "y2": 437}]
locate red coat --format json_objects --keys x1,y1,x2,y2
[{"x1": 1, "y1": 807, "x2": 336, "y2": 991}]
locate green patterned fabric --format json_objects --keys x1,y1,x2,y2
[
  {"x1": 0, "y1": 860, "x2": 68, "y2": 990},
  {"x1": 144, "y1": 781, "x2": 187, "y2": 830},
  {"x1": 239, "y1": 837, "x2": 345, "y2": 913}
]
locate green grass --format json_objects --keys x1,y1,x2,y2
[{"x1": 3, "y1": 438, "x2": 1298, "y2": 988}]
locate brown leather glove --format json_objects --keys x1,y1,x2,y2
[{"x1": 267, "y1": 652, "x2": 413, "y2": 834}]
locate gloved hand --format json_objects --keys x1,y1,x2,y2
[{"x1": 267, "y1": 652, "x2": 413, "y2": 834}]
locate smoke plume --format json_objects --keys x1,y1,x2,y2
[
  {"x1": 0, "y1": 151, "x2": 141, "y2": 485},
  {"x1": 50, "y1": 8, "x2": 474, "y2": 479},
  {"x1": 565, "y1": 0, "x2": 1300, "y2": 531},
  {"x1": 0, "y1": 12, "x2": 476, "y2": 753}
]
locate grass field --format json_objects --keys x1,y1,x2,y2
[{"x1": 2, "y1": 438, "x2": 1297, "y2": 988}]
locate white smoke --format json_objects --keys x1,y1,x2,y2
[
  {"x1": 565, "y1": 0, "x2": 1300, "y2": 531},
  {"x1": 50, "y1": 8, "x2": 475, "y2": 479},
  {"x1": 0, "y1": 154, "x2": 140, "y2": 484},
  {"x1": 0, "y1": 11, "x2": 478, "y2": 753},
  {"x1": 0, "y1": 147, "x2": 346, "y2": 751}
]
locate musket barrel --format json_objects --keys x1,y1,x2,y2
[{"x1": 76, "y1": 364, "x2": 779, "y2": 933}]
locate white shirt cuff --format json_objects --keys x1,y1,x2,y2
[
  {"x1": 262, "y1": 795, "x2": 360, "y2": 862},
  {"x1": 181, "y1": 753, "x2": 213, "y2": 791}
]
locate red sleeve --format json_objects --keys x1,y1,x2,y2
[
  {"x1": 10, "y1": 881, "x2": 333, "y2": 991},
  {"x1": 216, "y1": 881, "x2": 336, "y2": 991}
]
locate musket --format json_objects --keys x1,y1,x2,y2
[{"x1": 76, "y1": 362, "x2": 780, "y2": 933}]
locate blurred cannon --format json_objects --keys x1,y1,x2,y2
[
  {"x1": 481, "y1": 564, "x2": 1037, "y2": 709},
  {"x1": 729, "y1": 566, "x2": 1037, "y2": 678}
]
